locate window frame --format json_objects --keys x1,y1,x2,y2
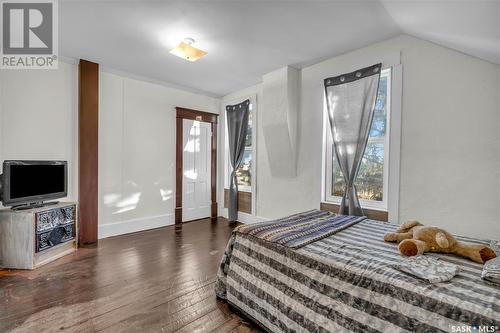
[
  {"x1": 324, "y1": 68, "x2": 392, "y2": 211},
  {"x1": 224, "y1": 94, "x2": 257, "y2": 194}
]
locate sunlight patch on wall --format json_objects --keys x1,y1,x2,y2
[
  {"x1": 112, "y1": 192, "x2": 142, "y2": 214},
  {"x1": 160, "y1": 189, "x2": 173, "y2": 201},
  {"x1": 103, "y1": 193, "x2": 121, "y2": 206}
]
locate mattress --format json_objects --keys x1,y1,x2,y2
[{"x1": 216, "y1": 218, "x2": 500, "y2": 332}]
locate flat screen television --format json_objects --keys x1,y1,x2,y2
[{"x1": 1, "y1": 160, "x2": 67, "y2": 209}]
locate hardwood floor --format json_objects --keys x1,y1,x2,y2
[{"x1": 0, "y1": 218, "x2": 261, "y2": 333}]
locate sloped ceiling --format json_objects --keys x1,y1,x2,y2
[
  {"x1": 381, "y1": 0, "x2": 500, "y2": 65},
  {"x1": 60, "y1": 1, "x2": 500, "y2": 97}
]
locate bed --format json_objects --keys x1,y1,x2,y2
[{"x1": 215, "y1": 210, "x2": 500, "y2": 333}]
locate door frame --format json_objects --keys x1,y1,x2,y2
[{"x1": 175, "y1": 107, "x2": 218, "y2": 224}]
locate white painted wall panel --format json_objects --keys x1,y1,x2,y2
[
  {"x1": 99, "y1": 72, "x2": 124, "y2": 225},
  {"x1": 261, "y1": 66, "x2": 299, "y2": 178},
  {"x1": 0, "y1": 70, "x2": 3, "y2": 177},
  {"x1": 121, "y1": 78, "x2": 175, "y2": 222},
  {"x1": 0, "y1": 62, "x2": 78, "y2": 203},
  {"x1": 396, "y1": 36, "x2": 500, "y2": 239},
  {"x1": 98, "y1": 72, "x2": 220, "y2": 237}
]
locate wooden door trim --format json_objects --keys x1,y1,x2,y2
[{"x1": 175, "y1": 107, "x2": 218, "y2": 224}]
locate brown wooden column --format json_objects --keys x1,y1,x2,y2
[{"x1": 79, "y1": 59, "x2": 99, "y2": 245}]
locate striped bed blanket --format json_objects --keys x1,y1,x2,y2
[
  {"x1": 215, "y1": 212, "x2": 500, "y2": 332},
  {"x1": 235, "y1": 209, "x2": 365, "y2": 249}
]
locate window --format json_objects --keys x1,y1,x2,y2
[
  {"x1": 235, "y1": 110, "x2": 252, "y2": 190},
  {"x1": 325, "y1": 68, "x2": 391, "y2": 210},
  {"x1": 225, "y1": 99, "x2": 254, "y2": 193}
]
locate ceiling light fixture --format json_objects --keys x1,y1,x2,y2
[{"x1": 170, "y1": 37, "x2": 207, "y2": 62}]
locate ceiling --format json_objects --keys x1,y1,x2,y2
[
  {"x1": 381, "y1": 0, "x2": 500, "y2": 65},
  {"x1": 60, "y1": 1, "x2": 500, "y2": 97}
]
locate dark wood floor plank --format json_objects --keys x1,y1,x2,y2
[
  {"x1": 14, "y1": 277, "x2": 215, "y2": 332},
  {"x1": 90, "y1": 281, "x2": 217, "y2": 332},
  {"x1": 176, "y1": 307, "x2": 233, "y2": 333},
  {"x1": 228, "y1": 325, "x2": 262, "y2": 333},
  {"x1": 0, "y1": 218, "x2": 261, "y2": 333},
  {"x1": 0, "y1": 245, "x2": 221, "y2": 323},
  {"x1": 102, "y1": 292, "x2": 219, "y2": 332}
]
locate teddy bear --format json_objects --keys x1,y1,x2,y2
[{"x1": 384, "y1": 220, "x2": 497, "y2": 264}]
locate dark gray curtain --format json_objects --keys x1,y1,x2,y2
[
  {"x1": 226, "y1": 99, "x2": 250, "y2": 222},
  {"x1": 324, "y1": 63, "x2": 381, "y2": 216}
]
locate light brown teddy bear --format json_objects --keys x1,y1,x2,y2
[{"x1": 384, "y1": 220, "x2": 497, "y2": 264}]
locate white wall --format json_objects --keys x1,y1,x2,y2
[
  {"x1": 1, "y1": 34, "x2": 498, "y2": 240},
  {"x1": 223, "y1": 34, "x2": 500, "y2": 239},
  {"x1": 396, "y1": 36, "x2": 500, "y2": 239},
  {"x1": 0, "y1": 62, "x2": 220, "y2": 237},
  {"x1": 98, "y1": 71, "x2": 220, "y2": 238},
  {"x1": 0, "y1": 70, "x2": 3, "y2": 176},
  {"x1": 0, "y1": 62, "x2": 79, "y2": 206}
]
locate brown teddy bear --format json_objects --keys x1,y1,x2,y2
[{"x1": 384, "y1": 221, "x2": 497, "y2": 264}]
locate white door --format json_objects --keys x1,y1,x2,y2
[{"x1": 182, "y1": 119, "x2": 212, "y2": 222}]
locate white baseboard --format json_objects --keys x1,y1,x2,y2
[
  {"x1": 98, "y1": 213, "x2": 174, "y2": 239},
  {"x1": 220, "y1": 208, "x2": 268, "y2": 224}
]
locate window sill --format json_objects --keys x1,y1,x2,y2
[
  {"x1": 320, "y1": 202, "x2": 388, "y2": 222},
  {"x1": 323, "y1": 198, "x2": 387, "y2": 212},
  {"x1": 224, "y1": 187, "x2": 251, "y2": 193}
]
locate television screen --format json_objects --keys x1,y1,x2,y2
[
  {"x1": 10, "y1": 164, "x2": 66, "y2": 199},
  {"x1": 1, "y1": 161, "x2": 67, "y2": 206}
]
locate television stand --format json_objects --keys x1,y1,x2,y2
[
  {"x1": 12, "y1": 201, "x2": 59, "y2": 211},
  {"x1": 0, "y1": 202, "x2": 77, "y2": 269}
]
